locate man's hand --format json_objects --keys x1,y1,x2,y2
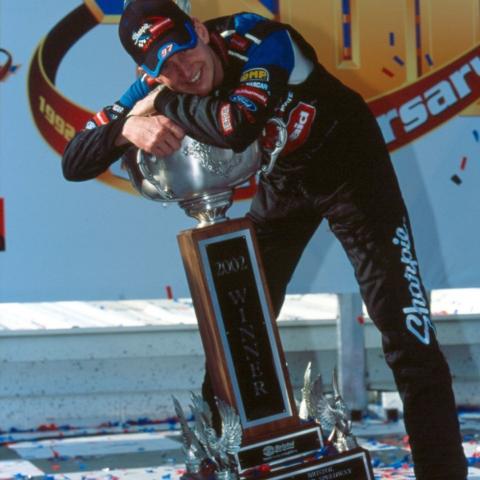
[
  {"x1": 116, "y1": 114, "x2": 185, "y2": 157},
  {"x1": 128, "y1": 85, "x2": 161, "y2": 117}
]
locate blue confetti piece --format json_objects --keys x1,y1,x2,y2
[
  {"x1": 393, "y1": 55, "x2": 405, "y2": 66},
  {"x1": 389, "y1": 32, "x2": 395, "y2": 46},
  {"x1": 425, "y1": 53, "x2": 434, "y2": 66},
  {"x1": 474, "y1": 130, "x2": 479, "y2": 142},
  {"x1": 259, "y1": 0, "x2": 279, "y2": 15}
]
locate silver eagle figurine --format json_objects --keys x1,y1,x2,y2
[
  {"x1": 328, "y1": 369, "x2": 359, "y2": 452},
  {"x1": 173, "y1": 396, "x2": 208, "y2": 474},
  {"x1": 299, "y1": 363, "x2": 359, "y2": 453},
  {"x1": 173, "y1": 393, "x2": 242, "y2": 479}
]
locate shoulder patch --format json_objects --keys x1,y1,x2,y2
[
  {"x1": 229, "y1": 33, "x2": 250, "y2": 52},
  {"x1": 240, "y1": 68, "x2": 269, "y2": 82}
]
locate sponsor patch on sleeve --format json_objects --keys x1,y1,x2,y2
[
  {"x1": 283, "y1": 102, "x2": 317, "y2": 155},
  {"x1": 240, "y1": 68, "x2": 269, "y2": 82},
  {"x1": 243, "y1": 81, "x2": 270, "y2": 91},
  {"x1": 229, "y1": 33, "x2": 250, "y2": 52},
  {"x1": 232, "y1": 86, "x2": 269, "y2": 107},
  {"x1": 219, "y1": 102, "x2": 234, "y2": 135},
  {"x1": 229, "y1": 95, "x2": 258, "y2": 112},
  {"x1": 93, "y1": 110, "x2": 110, "y2": 126}
]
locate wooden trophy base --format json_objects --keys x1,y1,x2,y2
[{"x1": 178, "y1": 217, "x2": 304, "y2": 440}]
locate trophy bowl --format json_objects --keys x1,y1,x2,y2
[
  {"x1": 123, "y1": 136, "x2": 262, "y2": 204},
  {"x1": 122, "y1": 118, "x2": 287, "y2": 226}
]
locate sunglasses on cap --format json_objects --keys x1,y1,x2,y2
[{"x1": 142, "y1": 21, "x2": 198, "y2": 77}]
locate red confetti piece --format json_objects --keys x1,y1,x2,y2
[
  {"x1": 461, "y1": 156, "x2": 468, "y2": 170},
  {"x1": 38, "y1": 423, "x2": 58, "y2": 431},
  {"x1": 382, "y1": 67, "x2": 395, "y2": 77},
  {"x1": 51, "y1": 449, "x2": 60, "y2": 458},
  {"x1": 166, "y1": 285, "x2": 173, "y2": 300},
  {"x1": 357, "y1": 315, "x2": 365, "y2": 325}
]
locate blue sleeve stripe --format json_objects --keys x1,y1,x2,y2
[{"x1": 118, "y1": 77, "x2": 152, "y2": 108}]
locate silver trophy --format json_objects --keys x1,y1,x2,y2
[
  {"x1": 173, "y1": 393, "x2": 242, "y2": 480},
  {"x1": 299, "y1": 362, "x2": 359, "y2": 453},
  {"x1": 124, "y1": 121, "x2": 375, "y2": 478},
  {"x1": 122, "y1": 118, "x2": 286, "y2": 227}
]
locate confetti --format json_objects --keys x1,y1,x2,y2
[
  {"x1": 451, "y1": 174, "x2": 462, "y2": 185},
  {"x1": 382, "y1": 67, "x2": 395, "y2": 78},
  {"x1": 425, "y1": 53, "x2": 434, "y2": 66},
  {"x1": 389, "y1": 32, "x2": 395, "y2": 46},
  {"x1": 461, "y1": 156, "x2": 468, "y2": 171},
  {"x1": 393, "y1": 56, "x2": 405, "y2": 66},
  {"x1": 474, "y1": 130, "x2": 479, "y2": 142}
]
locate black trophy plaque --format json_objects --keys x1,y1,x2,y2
[
  {"x1": 260, "y1": 448, "x2": 374, "y2": 480},
  {"x1": 178, "y1": 217, "x2": 310, "y2": 441}
]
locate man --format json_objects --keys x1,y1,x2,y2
[{"x1": 62, "y1": 1, "x2": 468, "y2": 478}]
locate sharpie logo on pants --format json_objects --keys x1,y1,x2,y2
[{"x1": 393, "y1": 219, "x2": 435, "y2": 345}]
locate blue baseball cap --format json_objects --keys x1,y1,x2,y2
[{"x1": 119, "y1": 0, "x2": 198, "y2": 77}]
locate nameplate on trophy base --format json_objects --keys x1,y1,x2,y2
[
  {"x1": 177, "y1": 217, "x2": 302, "y2": 444},
  {"x1": 237, "y1": 425, "x2": 323, "y2": 473},
  {"x1": 260, "y1": 448, "x2": 374, "y2": 480}
]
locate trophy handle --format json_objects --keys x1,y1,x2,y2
[
  {"x1": 261, "y1": 117, "x2": 288, "y2": 175},
  {"x1": 136, "y1": 149, "x2": 156, "y2": 184}
]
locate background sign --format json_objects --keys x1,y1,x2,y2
[{"x1": 0, "y1": 0, "x2": 479, "y2": 302}]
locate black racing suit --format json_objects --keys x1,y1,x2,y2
[{"x1": 62, "y1": 12, "x2": 467, "y2": 479}]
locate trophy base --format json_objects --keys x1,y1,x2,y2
[
  {"x1": 251, "y1": 448, "x2": 374, "y2": 480},
  {"x1": 236, "y1": 423, "x2": 323, "y2": 474}
]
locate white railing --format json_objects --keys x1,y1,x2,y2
[{"x1": 1, "y1": 293, "x2": 479, "y2": 430}]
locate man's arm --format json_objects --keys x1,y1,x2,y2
[
  {"x1": 62, "y1": 77, "x2": 184, "y2": 181},
  {"x1": 62, "y1": 112, "x2": 130, "y2": 181}
]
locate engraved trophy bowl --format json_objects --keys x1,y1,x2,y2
[{"x1": 122, "y1": 118, "x2": 287, "y2": 227}]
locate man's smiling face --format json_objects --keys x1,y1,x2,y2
[{"x1": 154, "y1": 19, "x2": 224, "y2": 96}]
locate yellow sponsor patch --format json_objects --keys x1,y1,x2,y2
[{"x1": 240, "y1": 68, "x2": 269, "y2": 82}]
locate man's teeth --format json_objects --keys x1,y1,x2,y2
[{"x1": 191, "y1": 71, "x2": 201, "y2": 83}]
